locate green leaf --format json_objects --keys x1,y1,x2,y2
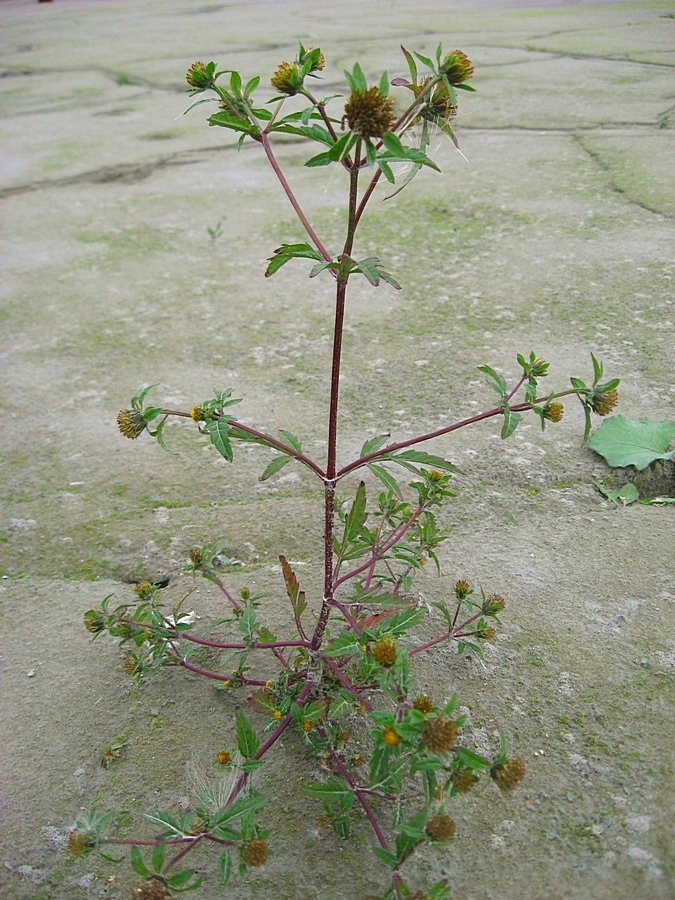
[
  {"x1": 455, "y1": 746, "x2": 491, "y2": 770},
  {"x1": 342, "y1": 481, "x2": 368, "y2": 546},
  {"x1": 152, "y1": 840, "x2": 166, "y2": 873},
  {"x1": 328, "y1": 691, "x2": 357, "y2": 719},
  {"x1": 260, "y1": 455, "x2": 292, "y2": 481},
  {"x1": 372, "y1": 846, "x2": 398, "y2": 868},
  {"x1": 400, "y1": 45, "x2": 418, "y2": 84},
  {"x1": 143, "y1": 811, "x2": 187, "y2": 837},
  {"x1": 206, "y1": 418, "x2": 233, "y2": 461},
  {"x1": 210, "y1": 793, "x2": 266, "y2": 828},
  {"x1": 265, "y1": 242, "x2": 323, "y2": 277},
  {"x1": 368, "y1": 463, "x2": 403, "y2": 498},
  {"x1": 588, "y1": 417, "x2": 675, "y2": 471},
  {"x1": 501, "y1": 407, "x2": 521, "y2": 439},
  {"x1": 593, "y1": 478, "x2": 639, "y2": 506},
  {"x1": 219, "y1": 850, "x2": 232, "y2": 886},
  {"x1": 322, "y1": 632, "x2": 360, "y2": 658},
  {"x1": 304, "y1": 150, "x2": 333, "y2": 168},
  {"x1": 478, "y1": 364, "x2": 507, "y2": 398},
  {"x1": 388, "y1": 450, "x2": 462, "y2": 474},
  {"x1": 235, "y1": 708, "x2": 260, "y2": 758},
  {"x1": 384, "y1": 607, "x2": 424, "y2": 635},
  {"x1": 166, "y1": 869, "x2": 200, "y2": 890},
  {"x1": 278, "y1": 429, "x2": 302, "y2": 452},
  {"x1": 361, "y1": 434, "x2": 390, "y2": 457},
  {"x1": 396, "y1": 810, "x2": 426, "y2": 862},
  {"x1": 306, "y1": 777, "x2": 353, "y2": 802},
  {"x1": 130, "y1": 845, "x2": 150, "y2": 877},
  {"x1": 238, "y1": 606, "x2": 258, "y2": 643}
]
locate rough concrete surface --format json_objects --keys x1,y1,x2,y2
[{"x1": 1, "y1": 1, "x2": 673, "y2": 898}]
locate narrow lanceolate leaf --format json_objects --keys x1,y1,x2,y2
[
  {"x1": 130, "y1": 845, "x2": 150, "y2": 877},
  {"x1": 368, "y1": 463, "x2": 403, "y2": 498},
  {"x1": 206, "y1": 418, "x2": 233, "y2": 461},
  {"x1": 260, "y1": 454, "x2": 292, "y2": 481},
  {"x1": 387, "y1": 449, "x2": 462, "y2": 474},
  {"x1": 219, "y1": 850, "x2": 232, "y2": 886},
  {"x1": 372, "y1": 846, "x2": 398, "y2": 868},
  {"x1": 342, "y1": 481, "x2": 368, "y2": 547},
  {"x1": 143, "y1": 811, "x2": 188, "y2": 837},
  {"x1": 210, "y1": 794, "x2": 266, "y2": 828},
  {"x1": 151, "y1": 840, "x2": 166, "y2": 874},
  {"x1": 305, "y1": 776, "x2": 353, "y2": 801},
  {"x1": 280, "y1": 555, "x2": 307, "y2": 622},
  {"x1": 455, "y1": 746, "x2": 491, "y2": 770},
  {"x1": 238, "y1": 606, "x2": 258, "y2": 643},
  {"x1": 235, "y1": 707, "x2": 260, "y2": 758}
]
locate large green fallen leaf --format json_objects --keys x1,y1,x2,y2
[{"x1": 588, "y1": 417, "x2": 675, "y2": 471}]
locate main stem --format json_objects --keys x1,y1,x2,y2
[{"x1": 312, "y1": 138, "x2": 362, "y2": 651}]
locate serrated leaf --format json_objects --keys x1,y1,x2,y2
[
  {"x1": 501, "y1": 406, "x2": 521, "y2": 439},
  {"x1": 305, "y1": 777, "x2": 353, "y2": 801},
  {"x1": 278, "y1": 429, "x2": 302, "y2": 452},
  {"x1": 260, "y1": 455, "x2": 292, "y2": 481},
  {"x1": 238, "y1": 606, "x2": 258, "y2": 643},
  {"x1": 368, "y1": 463, "x2": 403, "y2": 498},
  {"x1": 361, "y1": 434, "x2": 390, "y2": 457},
  {"x1": 235, "y1": 708, "x2": 259, "y2": 758},
  {"x1": 322, "y1": 632, "x2": 360, "y2": 658},
  {"x1": 328, "y1": 692, "x2": 356, "y2": 719},
  {"x1": 390, "y1": 450, "x2": 462, "y2": 474},
  {"x1": 206, "y1": 418, "x2": 233, "y2": 461},
  {"x1": 588, "y1": 417, "x2": 675, "y2": 471}
]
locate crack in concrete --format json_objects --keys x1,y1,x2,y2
[{"x1": 573, "y1": 133, "x2": 674, "y2": 220}]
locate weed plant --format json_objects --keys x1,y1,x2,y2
[{"x1": 77, "y1": 43, "x2": 619, "y2": 899}]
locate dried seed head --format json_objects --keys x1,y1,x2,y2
[
  {"x1": 412, "y1": 694, "x2": 434, "y2": 714},
  {"x1": 591, "y1": 388, "x2": 619, "y2": 416},
  {"x1": 543, "y1": 402, "x2": 564, "y2": 423},
  {"x1": 441, "y1": 50, "x2": 474, "y2": 85},
  {"x1": 421, "y1": 716, "x2": 457, "y2": 753},
  {"x1": 188, "y1": 547, "x2": 202, "y2": 566},
  {"x1": 343, "y1": 87, "x2": 396, "y2": 138},
  {"x1": 83, "y1": 609, "x2": 106, "y2": 634},
  {"x1": 271, "y1": 61, "x2": 300, "y2": 95},
  {"x1": 372, "y1": 636, "x2": 397, "y2": 667},
  {"x1": 482, "y1": 593, "x2": 505, "y2": 616},
  {"x1": 454, "y1": 579, "x2": 471, "y2": 600},
  {"x1": 478, "y1": 625, "x2": 496, "y2": 642},
  {"x1": 123, "y1": 656, "x2": 142, "y2": 677},
  {"x1": 491, "y1": 755, "x2": 526, "y2": 791},
  {"x1": 117, "y1": 409, "x2": 147, "y2": 439},
  {"x1": 426, "y1": 814, "x2": 456, "y2": 841},
  {"x1": 68, "y1": 829, "x2": 95, "y2": 857},
  {"x1": 382, "y1": 726, "x2": 402, "y2": 747},
  {"x1": 240, "y1": 837, "x2": 269, "y2": 867},
  {"x1": 130, "y1": 878, "x2": 171, "y2": 900},
  {"x1": 186, "y1": 61, "x2": 213, "y2": 90},
  {"x1": 422, "y1": 79, "x2": 457, "y2": 122},
  {"x1": 452, "y1": 769, "x2": 478, "y2": 793}
]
